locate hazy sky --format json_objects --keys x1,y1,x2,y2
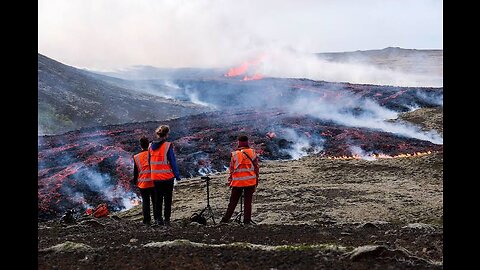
[{"x1": 38, "y1": 0, "x2": 442, "y2": 71}]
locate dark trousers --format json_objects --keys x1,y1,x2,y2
[
  {"x1": 221, "y1": 186, "x2": 255, "y2": 223},
  {"x1": 139, "y1": 187, "x2": 155, "y2": 223},
  {"x1": 153, "y1": 179, "x2": 174, "y2": 222}
]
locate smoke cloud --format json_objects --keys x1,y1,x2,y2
[
  {"x1": 280, "y1": 128, "x2": 324, "y2": 160},
  {"x1": 289, "y1": 93, "x2": 443, "y2": 144},
  {"x1": 39, "y1": 0, "x2": 442, "y2": 73},
  {"x1": 256, "y1": 49, "x2": 443, "y2": 87},
  {"x1": 69, "y1": 163, "x2": 139, "y2": 212},
  {"x1": 39, "y1": 135, "x2": 140, "y2": 215},
  {"x1": 113, "y1": 71, "x2": 443, "y2": 145},
  {"x1": 414, "y1": 89, "x2": 443, "y2": 106},
  {"x1": 349, "y1": 146, "x2": 376, "y2": 161}
]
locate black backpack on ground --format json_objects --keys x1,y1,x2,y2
[{"x1": 190, "y1": 213, "x2": 207, "y2": 225}]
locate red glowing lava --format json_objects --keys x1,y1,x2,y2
[
  {"x1": 225, "y1": 62, "x2": 249, "y2": 77},
  {"x1": 225, "y1": 54, "x2": 266, "y2": 80}
]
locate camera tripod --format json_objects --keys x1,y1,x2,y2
[{"x1": 199, "y1": 176, "x2": 216, "y2": 224}]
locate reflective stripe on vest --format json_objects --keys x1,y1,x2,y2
[
  {"x1": 133, "y1": 151, "x2": 154, "y2": 189},
  {"x1": 150, "y1": 161, "x2": 168, "y2": 164},
  {"x1": 230, "y1": 148, "x2": 257, "y2": 187},
  {"x1": 234, "y1": 168, "x2": 255, "y2": 173},
  {"x1": 151, "y1": 169, "x2": 174, "y2": 173},
  {"x1": 149, "y1": 142, "x2": 175, "y2": 181},
  {"x1": 231, "y1": 175, "x2": 257, "y2": 181}
]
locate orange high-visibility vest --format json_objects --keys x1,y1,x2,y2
[
  {"x1": 230, "y1": 148, "x2": 257, "y2": 187},
  {"x1": 149, "y1": 142, "x2": 175, "y2": 181},
  {"x1": 133, "y1": 151, "x2": 154, "y2": 189}
]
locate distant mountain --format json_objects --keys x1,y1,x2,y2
[
  {"x1": 38, "y1": 54, "x2": 210, "y2": 135},
  {"x1": 316, "y1": 47, "x2": 443, "y2": 76}
]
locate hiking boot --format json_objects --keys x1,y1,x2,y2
[
  {"x1": 164, "y1": 220, "x2": 171, "y2": 227},
  {"x1": 143, "y1": 220, "x2": 151, "y2": 226}
]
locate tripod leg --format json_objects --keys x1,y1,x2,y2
[
  {"x1": 234, "y1": 190, "x2": 244, "y2": 223},
  {"x1": 240, "y1": 192, "x2": 243, "y2": 222},
  {"x1": 208, "y1": 206, "x2": 216, "y2": 224}
]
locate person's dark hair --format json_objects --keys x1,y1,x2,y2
[
  {"x1": 139, "y1": 136, "x2": 150, "y2": 150},
  {"x1": 238, "y1": 135, "x2": 248, "y2": 142},
  {"x1": 155, "y1": 125, "x2": 170, "y2": 138}
]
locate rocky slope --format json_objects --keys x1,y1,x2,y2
[
  {"x1": 398, "y1": 107, "x2": 443, "y2": 135},
  {"x1": 38, "y1": 54, "x2": 210, "y2": 135}
]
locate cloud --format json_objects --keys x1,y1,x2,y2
[{"x1": 39, "y1": 0, "x2": 442, "y2": 70}]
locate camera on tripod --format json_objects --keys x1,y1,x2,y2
[{"x1": 190, "y1": 175, "x2": 216, "y2": 225}]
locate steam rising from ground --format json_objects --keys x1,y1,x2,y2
[
  {"x1": 183, "y1": 86, "x2": 217, "y2": 108},
  {"x1": 288, "y1": 92, "x2": 443, "y2": 145},
  {"x1": 123, "y1": 73, "x2": 443, "y2": 145},
  {"x1": 73, "y1": 166, "x2": 138, "y2": 210},
  {"x1": 254, "y1": 50, "x2": 442, "y2": 87},
  {"x1": 414, "y1": 89, "x2": 443, "y2": 106},
  {"x1": 349, "y1": 146, "x2": 376, "y2": 161},
  {"x1": 39, "y1": 138, "x2": 139, "y2": 214},
  {"x1": 281, "y1": 128, "x2": 324, "y2": 160},
  {"x1": 70, "y1": 165, "x2": 139, "y2": 212}
]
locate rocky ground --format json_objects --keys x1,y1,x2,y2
[
  {"x1": 398, "y1": 108, "x2": 443, "y2": 135},
  {"x1": 38, "y1": 151, "x2": 443, "y2": 269}
]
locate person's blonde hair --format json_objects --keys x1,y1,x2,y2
[{"x1": 155, "y1": 125, "x2": 170, "y2": 138}]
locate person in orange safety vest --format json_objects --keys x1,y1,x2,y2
[
  {"x1": 149, "y1": 125, "x2": 181, "y2": 226},
  {"x1": 132, "y1": 136, "x2": 155, "y2": 225},
  {"x1": 220, "y1": 135, "x2": 259, "y2": 224}
]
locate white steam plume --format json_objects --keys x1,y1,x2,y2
[
  {"x1": 349, "y1": 146, "x2": 376, "y2": 161},
  {"x1": 281, "y1": 128, "x2": 324, "y2": 160},
  {"x1": 256, "y1": 49, "x2": 442, "y2": 87},
  {"x1": 39, "y1": 0, "x2": 442, "y2": 73},
  {"x1": 414, "y1": 89, "x2": 443, "y2": 106},
  {"x1": 75, "y1": 165, "x2": 139, "y2": 211},
  {"x1": 289, "y1": 93, "x2": 443, "y2": 144},
  {"x1": 185, "y1": 88, "x2": 215, "y2": 108}
]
